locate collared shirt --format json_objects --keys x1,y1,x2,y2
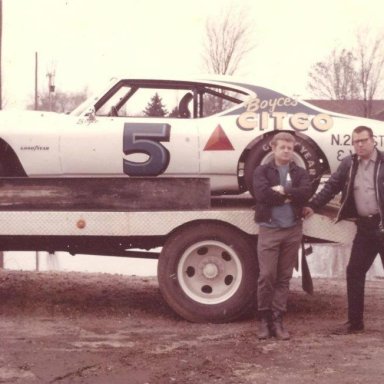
[{"x1": 353, "y1": 150, "x2": 379, "y2": 216}]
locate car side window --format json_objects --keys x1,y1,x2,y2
[
  {"x1": 94, "y1": 81, "x2": 248, "y2": 119},
  {"x1": 96, "y1": 85, "x2": 194, "y2": 119},
  {"x1": 200, "y1": 86, "x2": 247, "y2": 117},
  {"x1": 124, "y1": 88, "x2": 192, "y2": 118}
]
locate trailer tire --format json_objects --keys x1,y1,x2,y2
[
  {"x1": 158, "y1": 221, "x2": 258, "y2": 323},
  {"x1": 244, "y1": 134, "x2": 325, "y2": 196}
]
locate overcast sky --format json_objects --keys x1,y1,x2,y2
[{"x1": 3, "y1": 0, "x2": 384, "y2": 108}]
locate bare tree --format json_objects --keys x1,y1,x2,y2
[
  {"x1": 307, "y1": 28, "x2": 384, "y2": 117},
  {"x1": 202, "y1": 3, "x2": 255, "y2": 76},
  {"x1": 308, "y1": 49, "x2": 360, "y2": 100},
  {"x1": 356, "y1": 28, "x2": 384, "y2": 117},
  {"x1": 28, "y1": 89, "x2": 88, "y2": 113}
]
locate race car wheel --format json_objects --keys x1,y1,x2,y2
[
  {"x1": 244, "y1": 133, "x2": 326, "y2": 196},
  {"x1": 0, "y1": 142, "x2": 27, "y2": 177},
  {"x1": 157, "y1": 221, "x2": 258, "y2": 323}
]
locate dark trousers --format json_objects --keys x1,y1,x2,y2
[
  {"x1": 347, "y1": 217, "x2": 384, "y2": 325},
  {"x1": 257, "y1": 223, "x2": 302, "y2": 312}
]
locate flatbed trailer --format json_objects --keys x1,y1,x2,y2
[{"x1": 0, "y1": 178, "x2": 355, "y2": 323}]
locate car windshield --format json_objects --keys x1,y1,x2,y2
[
  {"x1": 70, "y1": 94, "x2": 98, "y2": 116},
  {"x1": 70, "y1": 78, "x2": 119, "y2": 116}
]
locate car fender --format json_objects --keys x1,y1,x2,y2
[{"x1": 0, "y1": 110, "x2": 69, "y2": 176}]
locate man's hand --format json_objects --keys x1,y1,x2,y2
[
  {"x1": 271, "y1": 185, "x2": 285, "y2": 195},
  {"x1": 302, "y1": 206, "x2": 314, "y2": 219}
]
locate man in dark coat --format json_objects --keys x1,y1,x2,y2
[
  {"x1": 304, "y1": 125, "x2": 384, "y2": 334},
  {"x1": 253, "y1": 132, "x2": 312, "y2": 340}
]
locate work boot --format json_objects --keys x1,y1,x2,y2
[
  {"x1": 271, "y1": 311, "x2": 290, "y2": 340},
  {"x1": 257, "y1": 310, "x2": 272, "y2": 340}
]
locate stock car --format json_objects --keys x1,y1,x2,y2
[{"x1": 1, "y1": 75, "x2": 383, "y2": 195}]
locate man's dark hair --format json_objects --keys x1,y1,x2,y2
[{"x1": 352, "y1": 126, "x2": 373, "y2": 137}]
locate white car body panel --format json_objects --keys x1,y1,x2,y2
[
  {"x1": 0, "y1": 110, "x2": 64, "y2": 175},
  {"x1": 1, "y1": 75, "x2": 384, "y2": 194}
]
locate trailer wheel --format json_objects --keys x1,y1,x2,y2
[
  {"x1": 244, "y1": 134, "x2": 326, "y2": 196},
  {"x1": 158, "y1": 221, "x2": 258, "y2": 323}
]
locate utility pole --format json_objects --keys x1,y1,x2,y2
[
  {"x1": 0, "y1": 0, "x2": 3, "y2": 269},
  {"x1": 46, "y1": 69, "x2": 55, "y2": 111},
  {"x1": 0, "y1": 0, "x2": 3, "y2": 110},
  {"x1": 35, "y1": 52, "x2": 38, "y2": 110}
]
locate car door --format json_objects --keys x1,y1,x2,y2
[
  {"x1": 118, "y1": 85, "x2": 200, "y2": 177},
  {"x1": 59, "y1": 115, "x2": 124, "y2": 175},
  {"x1": 121, "y1": 116, "x2": 200, "y2": 177},
  {"x1": 59, "y1": 115, "x2": 199, "y2": 177},
  {"x1": 60, "y1": 81, "x2": 200, "y2": 177}
]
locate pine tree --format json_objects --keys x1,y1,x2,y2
[
  {"x1": 168, "y1": 106, "x2": 179, "y2": 117},
  {"x1": 143, "y1": 93, "x2": 168, "y2": 117}
]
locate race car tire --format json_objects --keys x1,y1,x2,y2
[
  {"x1": 0, "y1": 163, "x2": 5, "y2": 176},
  {"x1": 244, "y1": 134, "x2": 325, "y2": 196},
  {"x1": 0, "y1": 142, "x2": 27, "y2": 177},
  {"x1": 157, "y1": 221, "x2": 258, "y2": 323}
]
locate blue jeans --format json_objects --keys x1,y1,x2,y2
[
  {"x1": 347, "y1": 219, "x2": 384, "y2": 325},
  {"x1": 257, "y1": 223, "x2": 302, "y2": 312}
]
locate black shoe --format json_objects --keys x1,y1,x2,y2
[{"x1": 331, "y1": 321, "x2": 364, "y2": 335}]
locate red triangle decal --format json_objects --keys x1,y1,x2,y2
[{"x1": 204, "y1": 125, "x2": 234, "y2": 151}]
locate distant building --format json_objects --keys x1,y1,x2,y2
[{"x1": 306, "y1": 100, "x2": 384, "y2": 121}]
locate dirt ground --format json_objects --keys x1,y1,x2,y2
[{"x1": 1, "y1": 270, "x2": 384, "y2": 384}]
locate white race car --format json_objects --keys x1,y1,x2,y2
[{"x1": 1, "y1": 76, "x2": 383, "y2": 194}]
